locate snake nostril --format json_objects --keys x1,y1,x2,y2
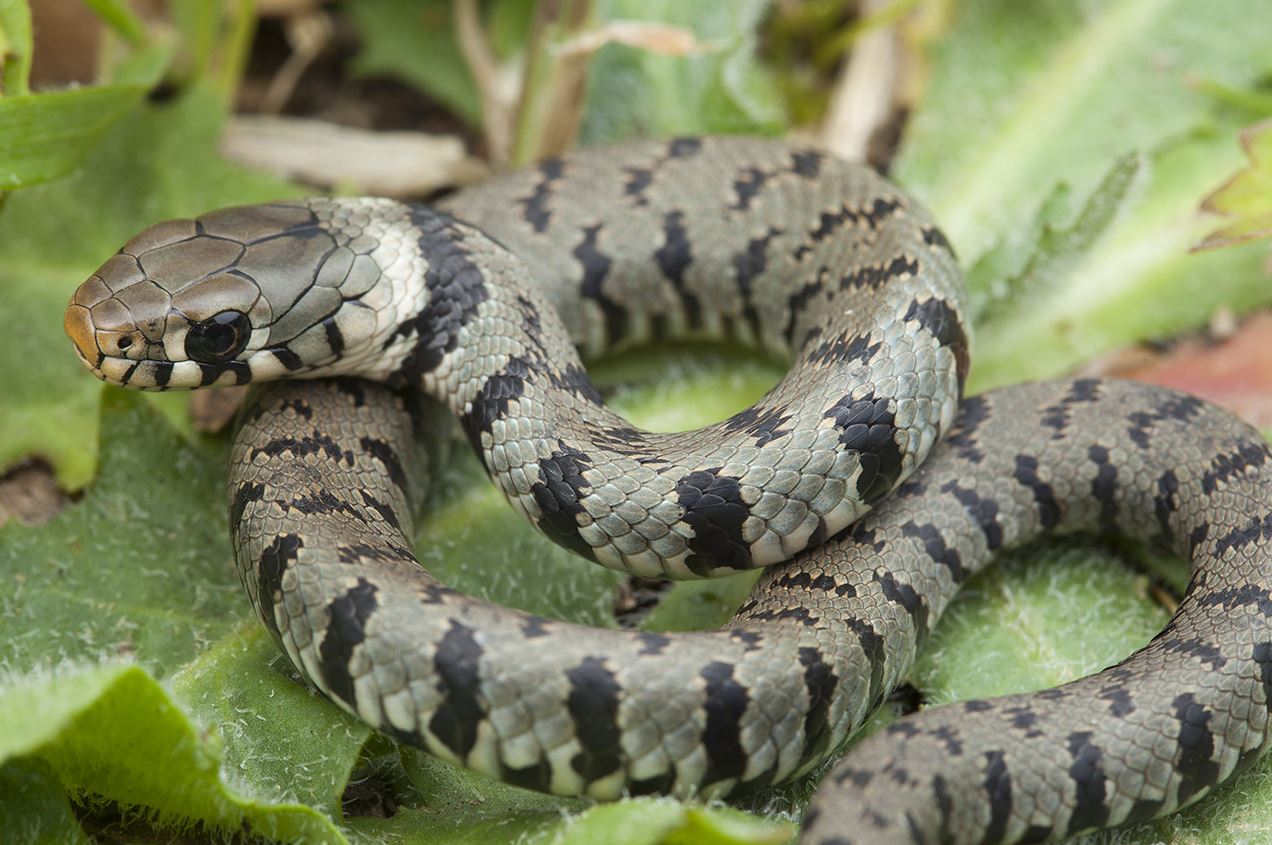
[{"x1": 117, "y1": 336, "x2": 133, "y2": 351}]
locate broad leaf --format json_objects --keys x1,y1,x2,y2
[
  {"x1": 893, "y1": 0, "x2": 1272, "y2": 392},
  {"x1": 1196, "y1": 119, "x2": 1272, "y2": 251}
]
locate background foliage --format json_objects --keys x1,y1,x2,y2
[{"x1": 1, "y1": 0, "x2": 1271, "y2": 843}]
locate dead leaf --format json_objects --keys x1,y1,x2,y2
[
  {"x1": 554, "y1": 21, "x2": 710, "y2": 60},
  {"x1": 1105, "y1": 310, "x2": 1272, "y2": 429},
  {"x1": 220, "y1": 115, "x2": 489, "y2": 197}
]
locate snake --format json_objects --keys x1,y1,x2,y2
[{"x1": 63, "y1": 136, "x2": 1272, "y2": 844}]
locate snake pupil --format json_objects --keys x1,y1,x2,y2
[{"x1": 186, "y1": 310, "x2": 249, "y2": 364}]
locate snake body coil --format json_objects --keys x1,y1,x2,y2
[{"x1": 66, "y1": 137, "x2": 1272, "y2": 844}]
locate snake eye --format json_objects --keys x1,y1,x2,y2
[{"x1": 186, "y1": 310, "x2": 250, "y2": 364}]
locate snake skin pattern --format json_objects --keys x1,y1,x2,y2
[{"x1": 64, "y1": 137, "x2": 1272, "y2": 844}]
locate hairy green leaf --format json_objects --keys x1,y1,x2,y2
[
  {"x1": 893, "y1": 0, "x2": 1272, "y2": 391},
  {"x1": 0, "y1": 662, "x2": 354, "y2": 842}
]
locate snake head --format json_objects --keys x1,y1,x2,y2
[{"x1": 65, "y1": 199, "x2": 397, "y2": 390}]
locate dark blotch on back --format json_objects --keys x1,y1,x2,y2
[
  {"x1": 790, "y1": 150, "x2": 824, "y2": 178},
  {"x1": 982, "y1": 750, "x2": 1013, "y2": 844},
  {"x1": 548, "y1": 363, "x2": 604, "y2": 405},
  {"x1": 804, "y1": 333, "x2": 883, "y2": 369},
  {"x1": 942, "y1": 394, "x2": 989, "y2": 463},
  {"x1": 429, "y1": 620, "x2": 487, "y2": 760},
  {"x1": 1041, "y1": 379, "x2": 1102, "y2": 438},
  {"x1": 731, "y1": 227, "x2": 783, "y2": 334},
  {"x1": 1014, "y1": 453, "x2": 1061, "y2": 529},
  {"x1": 723, "y1": 404, "x2": 793, "y2": 448},
  {"x1": 623, "y1": 166, "x2": 654, "y2": 206},
  {"x1": 846, "y1": 617, "x2": 886, "y2": 707},
  {"x1": 251, "y1": 430, "x2": 354, "y2": 464},
  {"x1": 700, "y1": 661, "x2": 750, "y2": 787},
  {"x1": 1087, "y1": 444, "x2": 1120, "y2": 532},
  {"x1": 522, "y1": 157, "x2": 565, "y2": 232},
  {"x1": 1212, "y1": 513, "x2": 1272, "y2": 557},
  {"x1": 839, "y1": 256, "x2": 919, "y2": 291},
  {"x1": 565, "y1": 656, "x2": 624, "y2": 783},
  {"x1": 667, "y1": 137, "x2": 703, "y2": 158},
  {"x1": 461, "y1": 357, "x2": 530, "y2": 454},
  {"x1": 359, "y1": 489, "x2": 402, "y2": 529},
  {"x1": 731, "y1": 167, "x2": 771, "y2": 210},
  {"x1": 1125, "y1": 393, "x2": 1206, "y2": 449},
  {"x1": 636, "y1": 631, "x2": 671, "y2": 656},
  {"x1": 255, "y1": 532, "x2": 302, "y2": 638},
  {"x1": 230, "y1": 481, "x2": 265, "y2": 531},
  {"x1": 318, "y1": 577, "x2": 379, "y2": 707},
  {"x1": 676, "y1": 468, "x2": 752, "y2": 574},
  {"x1": 1172, "y1": 692, "x2": 1219, "y2": 805},
  {"x1": 575, "y1": 224, "x2": 626, "y2": 342},
  {"x1": 1066, "y1": 731, "x2": 1110, "y2": 834},
  {"x1": 655, "y1": 210, "x2": 699, "y2": 327},
  {"x1": 874, "y1": 570, "x2": 929, "y2": 640},
  {"x1": 921, "y1": 225, "x2": 956, "y2": 257},
  {"x1": 799, "y1": 646, "x2": 838, "y2": 761},
  {"x1": 903, "y1": 297, "x2": 969, "y2": 386},
  {"x1": 1154, "y1": 469, "x2": 1180, "y2": 539},
  {"x1": 359, "y1": 436, "x2": 409, "y2": 491},
  {"x1": 1202, "y1": 440, "x2": 1270, "y2": 494},
  {"x1": 531, "y1": 442, "x2": 598, "y2": 562},
  {"x1": 940, "y1": 480, "x2": 1003, "y2": 550},
  {"x1": 823, "y1": 391, "x2": 901, "y2": 504}
]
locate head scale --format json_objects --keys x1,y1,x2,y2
[{"x1": 65, "y1": 199, "x2": 396, "y2": 390}]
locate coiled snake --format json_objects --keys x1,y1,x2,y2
[{"x1": 64, "y1": 137, "x2": 1272, "y2": 844}]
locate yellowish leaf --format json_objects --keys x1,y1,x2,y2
[{"x1": 1194, "y1": 119, "x2": 1272, "y2": 251}]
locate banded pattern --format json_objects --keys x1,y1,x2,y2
[{"x1": 64, "y1": 137, "x2": 1272, "y2": 844}]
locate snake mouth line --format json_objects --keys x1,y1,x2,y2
[{"x1": 74, "y1": 352, "x2": 185, "y2": 392}]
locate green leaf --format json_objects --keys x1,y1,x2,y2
[
  {"x1": 0, "y1": 85, "x2": 303, "y2": 489},
  {"x1": 0, "y1": 0, "x2": 32, "y2": 95},
  {"x1": 893, "y1": 0, "x2": 1272, "y2": 392},
  {"x1": 344, "y1": 0, "x2": 536, "y2": 129},
  {"x1": 0, "y1": 385, "x2": 364, "y2": 839},
  {"x1": 969, "y1": 153, "x2": 1143, "y2": 325},
  {"x1": 1196, "y1": 119, "x2": 1272, "y2": 250},
  {"x1": 0, "y1": 757, "x2": 91, "y2": 845},
  {"x1": 346, "y1": 0, "x2": 485, "y2": 125},
  {"x1": 0, "y1": 86, "x2": 146, "y2": 189},
  {"x1": 579, "y1": 0, "x2": 785, "y2": 145},
  {"x1": 83, "y1": 0, "x2": 148, "y2": 45},
  {"x1": 0, "y1": 394, "x2": 238, "y2": 674},
  {"x1": 0, "y1": 662, "x2": 355, "y2": 843}
]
